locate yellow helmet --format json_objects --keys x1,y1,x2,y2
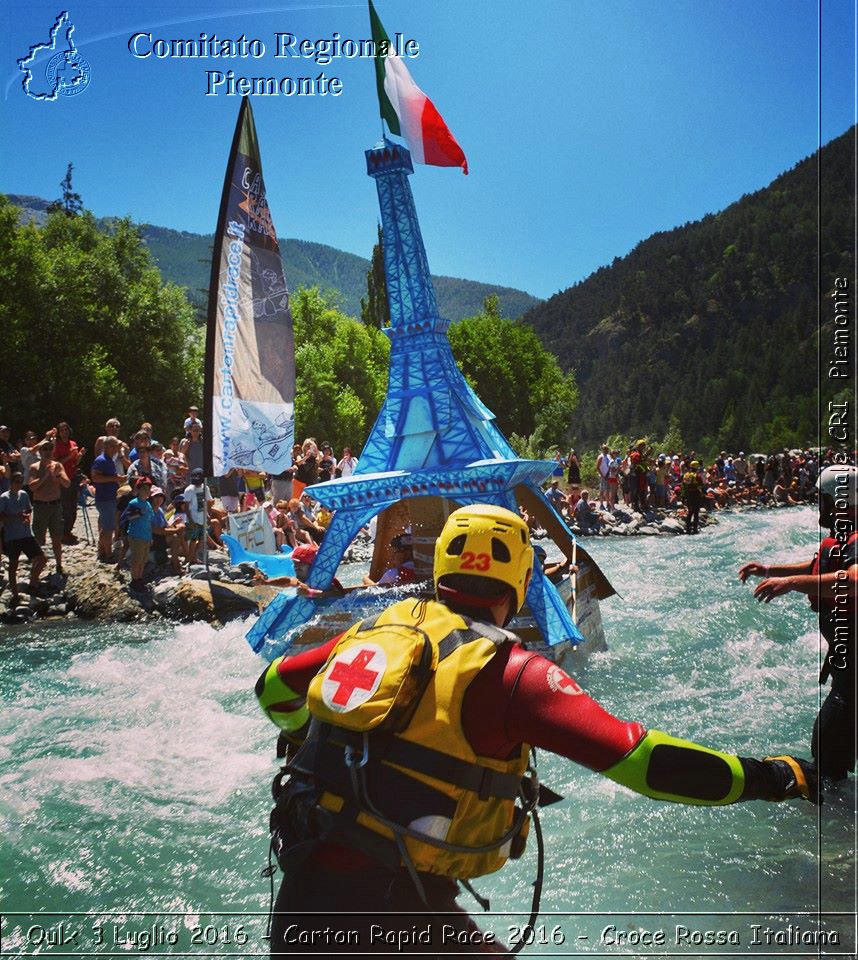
[{"x1": 434, "y1": 504, "x2": 534, "y2": 612}]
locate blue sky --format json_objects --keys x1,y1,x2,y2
[{"x1": 2, "y1": 0, "x2": 854, "y2": 300}]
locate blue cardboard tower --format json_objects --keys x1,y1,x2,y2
[{"x1": 247, "y1": 141, "x2": 584, "y2": 660}]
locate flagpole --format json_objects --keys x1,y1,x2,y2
[
  {"x1": 370, "y1": 0, "x2": 389, "y2": 145},
  {"x1": 203, "y1": 475, "x2": 210, "y2": 585}
]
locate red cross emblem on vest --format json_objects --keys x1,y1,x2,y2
[{"x1": 321, "y1": 644, "x2": 386, "y2": 712}]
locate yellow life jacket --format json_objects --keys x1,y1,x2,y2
[
  {"x1": 294, "y1": 597, "x2": 533, "y2": 880},
  {"x1": 681, "y1": 471, "x2": 702, "y2": 498}
]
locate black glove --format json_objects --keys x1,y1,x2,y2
[{"x1": 762, "y1": 755, "x2": 821, "y2": 804}]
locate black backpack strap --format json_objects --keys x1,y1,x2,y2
[
  {"x1": 379, "y1": 736, "x2": 523, "y2": 801},
  {"x1": 437, "y1": 619, "x2": 517, "y2": 661},
  {"x1": 314, "y1": 803, "x2": 404, "y2": 872},
  {"x1": 306, "y1": 724, "x2": 524, "y2": 802}
]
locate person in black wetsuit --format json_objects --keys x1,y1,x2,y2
[
  {"x1": 681, "y1": 460, "x2": 704, "y2": 534},
  {"x1": 740, "y1": 463, "x2": 858, "y2": 780}
]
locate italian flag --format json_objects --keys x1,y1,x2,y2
[{"x1": 369, "y1": 1, "x2": 468, "y2": 174}]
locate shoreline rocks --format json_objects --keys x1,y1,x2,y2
[
  {"x1": 562, "y1": 498, "x2": 805, "y2": 538},
  {"x1": 0, "y1": 501, "x2": 808, "y2": 629},
  {"x1": 569, "y1": 505, "x2": 715, "y2": 537}
]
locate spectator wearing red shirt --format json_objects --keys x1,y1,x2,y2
[{"x1": 52, "y1": 422, "x2": 85, "y2": 544}]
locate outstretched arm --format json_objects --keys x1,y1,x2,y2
[
  {"x1": 741, "y1": 545, "x2": 858, "y2": 603},
  {"x1": 602, "y1": 730, "x2": 813, "y2": 804},
  {"x1": 486, "y1": 648, "x2": 816, "y2": 805},
  {"x1": 738, "y1": 559, "x2": 813, "y2": 582},
  {"x1": 750, "y1": 564, "x2": 858, "y2": 603}
]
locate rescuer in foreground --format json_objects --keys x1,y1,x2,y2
[{"x1": 257, "y1": 504, "x2": 818, "y2": 957}]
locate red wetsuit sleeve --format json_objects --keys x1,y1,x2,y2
[
  {"x1": 463, "y1": 643, "x2": 646, "y2": 771},
  {"x1": 275, "y1": 636, "x2": 338, "y2": 694}
]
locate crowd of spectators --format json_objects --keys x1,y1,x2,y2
[
  {"x1": 2, "y1": 410, "x2": 852, "y2": 600},
  {"x1": 535, "y1": 442, "x2": 845, "y2": 536},
  {"x1": 0, "y1": 410, "x2": 360, "y2": 597}
]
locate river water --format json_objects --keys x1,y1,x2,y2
[{"x1": 1, "y1": 508, "x2": 854, "y2": 957}]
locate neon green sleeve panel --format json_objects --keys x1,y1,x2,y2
[
  {"x1": 255, "y1": 659, "x2": 310, "y2": 734},
  {"x1": 603, "y1": 730, "x2": 746, "y2": 805}
]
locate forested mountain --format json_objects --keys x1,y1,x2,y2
[
  {"x1": 523, "y1": 127, "x2": 855, "y2": 452},
  {"x1": 7, "y1": 195, "x2": 540, "y2": 322}
]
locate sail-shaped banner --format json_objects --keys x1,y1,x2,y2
[{"x1": 203, "y1": 97, "x2": 295, "y2": 478}]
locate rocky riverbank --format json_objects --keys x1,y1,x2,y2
[
  {"x1": 566, "y1": 504, "x2": 718, "y2": 537},
  {"x1": 0, "y1": 511, "x2": 376, "y2": 628},
  {"x1": 1, "y1": 501, "x2": 804, "y2": 628},
  {"x1": 0, "y1": 536, "x2": 277, "y2": 627}
]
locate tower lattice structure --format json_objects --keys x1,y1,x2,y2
[{"x1": 248, "y1": 141, "x2": 582, "y2": 659}]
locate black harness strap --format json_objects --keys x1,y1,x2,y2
[
  {"x1": 436, "y1": 617, "x2": 516, "y2": 669},
  {"x1": 437, "y1": 628, "x2": 481, "y2": 661},
  {"x1": 381, "y1": 736, "x2": 524, "y2": 801},
  {"x1": 312, "y1": 725, "x2": 524, "y2": 801},
  {"x1": 314, "y1": 803, "x2": 404, "y2": 872}
]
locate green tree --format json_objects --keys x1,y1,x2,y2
[
  {"x1": 659, "y1": 414, "x2": 684, "y2": 455},
  {"x1": 291, "y1": 289, "x2": 577, "y2": 457},
  {"x1": 360, "y1": 224, "x2": 389, "y2": 329},
  {"x1": 0, "y1": 195, "x2": 202, "y2": 452},
  {"x1": 291, "y1": 287, "x2": 390, "y2": 450},
  {"x1": 715, "y1": 407, "x2": 738, "y2": 456},
  {"x1": 521, "y1": 126, "x2": 854, "y2": 449},
  {"x1": 448, "y1": 297, "x2": 578, "y2": 442},
  {"x1": 750, "y1": 415, "x2": 798, "y2": 454},
  {"x1": 47, "y1": 162, "x2": 84, "y2": 218},
  {"x1": 508, "y1": 425, "x2": 558, "y2": 460}
]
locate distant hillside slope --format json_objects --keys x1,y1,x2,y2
[
  {"x1": 522, "y1": 126, "x2": 855, "y2": 452},
  {"x1": 7, "y1": 195, "x2": 540, "y2": 322}
]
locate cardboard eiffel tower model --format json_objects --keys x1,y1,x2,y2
[{"x1": 248, "y1": 141, "x2": 613, "y2": 662}]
